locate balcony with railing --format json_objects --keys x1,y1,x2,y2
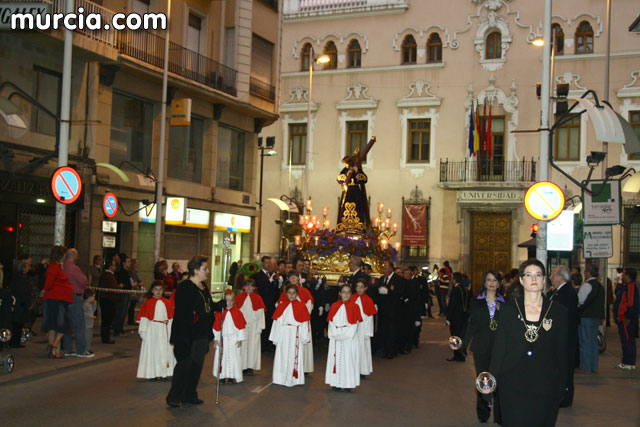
[
  {"x1": 49, "y1": 0, "x2": 117, "y2": 47},
  {"x1": 284, "y1": 0, "x2": 407, "y2": 17},
  {"x1": 439, "y1": 158, "x2": 537, "y2": 188},
  {"x1": 249, "y1": 77, "x2": 276, "y2": 102},
  {"x1": 117, "y1": 30, "x2": 237, "y2": 97}
]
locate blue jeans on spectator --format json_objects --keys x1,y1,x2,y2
[
  {"x1": 578, "y1": 317, "x2": 600, "y2": 372},
  {"x1": 62, "y1": 295, "x2": 86, "y2": 354}
]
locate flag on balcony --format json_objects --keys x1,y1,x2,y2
[
  {"x1": 480, "y1": 100, "x2": 487, "y2": 154},
  {"x1": 473, "y1": 103, "x2": 480, "y2": 155},
  {"x1": 468, "y1": 102, "x2": 475, "y2": 156},
  {"x1": 486, "y1": 104, "x2": 493, "y2": 157}
]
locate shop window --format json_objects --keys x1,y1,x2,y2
[
  {"x1": 347, "y1": 39, "x2": 361, "y2": 68},
  {"x1": 553, "y1": 114, "x2": 580, "y2": 161},
  {"x1": 31, "y1": 66, "x2": 61, "y2": 136},
  {"x1": 408, "y1": 119, "x2": 430, "y2": 163},
  {"x1": 346, "y1": 121, "x2": 368, "y2": 164},
  {"x1": 625, "y1": 207, "x2": 640, "y2": 267},
  {"x1": 300, "y1": 43, "x2": 311, "y2": 71},
  {"x1": 552, "y1": 23, "x2": 564, "y2": 56},
  {"x1": 629, "y1": 111, "x2": 640, "y2": 160},
  {"x1": 575, "y1": 21, "x2": 594, "y2": 54},
  {"x1": 168, "y1": 116, "x2": 204, "y2": 183},
  {"x1": 216, "y1": 125, "x2": 246, "y2": 191},
  {"x1": 486, "y1": 31, "x2": 502, "y2": 59},
  {"x1": 323, "y1": 41, "x2": 338, "y2": 70},
  {"x1": 426, "y1": 33, "x2": 442, "y2": 63},
  {"x1": 402, "y1": 35, "x2": 417, "y2": 64},
  {"x1": 110, "y1": 91, "x2": 153, "y2": 172}
]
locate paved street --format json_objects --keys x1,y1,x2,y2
[{"x1": 1, "y1": 317, "x2": 638, "y2": 427}]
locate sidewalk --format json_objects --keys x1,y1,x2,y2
[{"x1": 0, "y1": 318, "x2": 139, "y2": 386}]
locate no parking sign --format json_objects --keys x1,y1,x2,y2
[
  {"x1": 50, "y1": 166, "x2": 82, "y2": 204},
  {"x1": 103, "y1": 192, "x2": 118, "y2": 218}
]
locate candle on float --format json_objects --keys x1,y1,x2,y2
[
  {"x1": 306, "y1": 199, "x2": 312, "y2": 211},
  {"x1": 380, "y1": 239, "x2": 388, "y2": 250},
  {"x1": 374, "y1": 218, "x2": 379, "y2": 227},
  {"x1": 394, "y1": 242, "x2": 401, "y2": 251},
  {"x1": 324, "y1": 219, "x2": 330, "y2": 228},
  {"x1": 323, "y1": 206, "x2": 328, "y2": 217},
  {"x1": 314, "y1": 236, "x2": 319, "y2": 246},
  {"x1": 393, "y1": 222, "x2": 398, "y2": 232},
  {"x1": 312, "y1": 215, "x2": 317, "y2": 224},
  {"x1": 378, "y1": 202, "x2": 384, "y2": 213},
  {"x1": 385, "y1": 219, "x2": 390, "y2": 230},
  {"x1": 294, "y1": 235, "x2": 301, "y2": 246},
  {"x1": 387, "y1": 208, "x2": 392, "y2": 219},
  {"x1": 299, "y1": 216, "x2": 304, "y2": 225}
]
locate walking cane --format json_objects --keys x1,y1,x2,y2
[{"x1": 216, "y1": 307, "x2": 224, "y2": 405}]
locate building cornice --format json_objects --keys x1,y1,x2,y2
[{"x1": 281, "y1": 62, "x2": 445, "y2": 78}]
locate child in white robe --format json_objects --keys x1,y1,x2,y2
[
  {"x1": 276, "y1": 272, "x2": 314, "y2": 373},
  {"x1": 326, "y1": 284, "x2": 362, "y2": 391},
  {"x1": 236, "y1": 278, "x2": 265, "y2": 375},
  {"x1": 213, "y1": 289, "x2": 247, "y2": 384},
  {"x1": 270, "y1": 283, "x2": 311, "y2": 387},
  {"x1": 137, "y1": 281, "x2": 176, "y2": 379},
  {"x1": 351, "y1": 279, "x2": 377, "y2": 376}
]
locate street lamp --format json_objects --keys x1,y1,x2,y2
[
  {"x1": 304, "y1": 48, "x2": 330, "y2": 204},
  {"x1": 257, "y1": 136, "x2": 277, "y2": 256}
]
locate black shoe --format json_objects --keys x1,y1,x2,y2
[
  {"x1": 11, "y1": 344, "x2": 26, "y2": 348},
  {"x1": 447, "y1": 357, "x2": 464, "y2": 362},
  {"x1": 245, "y1": 369, "x2": 254, "y2": 376},
  {"x1": 166, "y1": 399, "x2": 181, "y2": 407},
  {"x1": 184, "y1": 398, "x2": 204, "y2": 405}
]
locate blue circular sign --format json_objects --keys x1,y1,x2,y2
[{"x1": 50, "y1": 166, "x2": 82, "y2": 204}]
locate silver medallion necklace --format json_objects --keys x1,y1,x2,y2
[{"x1": 514, "y1": 299, "x2": 553, "y2": 343}]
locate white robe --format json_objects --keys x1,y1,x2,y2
[
  {"x1": 137, "y1": 300, "x2": 175, "y2": 379},
  {"x1": 239, "y1": 296, "x2": 265, "y2": 370},
  {"x1": 269, "y1": 304, "x2": 311, "y2": 387},
  {"x1": 325, "y1": 305, "x2": 360, "y2": 389},
  {"x1": 213, "y1": 313, "x2": 246, "y2": 382},
  {"x1": 355, "y1": 297, "x2": 375, "y2": 375},
  {"x1": 276, "y1": 295, "x2": 314, "y2": 373}
]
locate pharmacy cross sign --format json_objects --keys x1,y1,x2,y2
[
  {"x1": 50, "y1": 166, "x2": 82, "y2": 204},
  {"x1": 102, "y1": 192, "x2": 118, "y2": 218}
]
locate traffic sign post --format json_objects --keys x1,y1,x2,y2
[
  {"x1": 524, "y1": 181, "x2": 565, "y2": 221},
  {"x1": 102, "y1": 192, "x2": 118, "y2": 218},
  {"x1": 50, "y1": 166, "x2": 82, "y2": 205}
]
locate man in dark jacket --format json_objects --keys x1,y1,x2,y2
[
  {"x1": 549, "y1": 265, "x2": 579, "y2": 407},
  {"x1": 252, "y1": 256, "x2": 278, "y2": 350},
  {"x1": 167, "y1": 256, "x2": 221, "y2": 407},
  {"x1": 347, "y1": 256, "x2": 370, "y2": 290},
  {"x1": 577, "y1": 263, "x2": 605, "y2": 374},
  {"x1": 447, "y1": 272, "x2": 471, "y2": 361},
  {"x1": 375, "y1": 260, "x2": 403, "y2": 358}
]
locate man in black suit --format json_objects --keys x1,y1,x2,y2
[
  {"x1": 548, "y1": 265, "x2": 579, "y2": 408},
  {"x1": 347, "y1": 256, "x2": 370, "y2": 290},
  {"x1": 374, "y1": 261, "x2": 401, "y2": 358},
  {"x1": 379, "y1": 260, "x2": 409, "y2": 356},
  {"x1": 252, "y1": 256, "x2": 278, "y2": 350},
  {"x1": 447, "y1": 272, "x2": 471, "y2": 361}
]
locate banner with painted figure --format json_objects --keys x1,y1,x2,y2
[{"x1": 402, "y1": 204, "x2": 427, "y2": 246}]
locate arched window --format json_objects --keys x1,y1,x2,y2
[
  {"x1": 323, "y1": 41, "x2": 338, "y2": 70},
  {"x1": 402, "y1": 35, "x2": 417, "y2": 64},
  {"x1": 426, "y1": 33, "x2": 442, "y2": 63},
  {"x1": 551, "y1": 24, "x2": 564, "y2": 55},
  {"x1": 485, "y1": 31, "x2": 502, "y2": 59},
  {"x1": 347, "y1": 39, "x2": 361, "y2": 68},
  {"x1": 575, "y1": 21, "x2": 594, "y2": 54},
  {"x1": 301, "y1": 43, "x2": 311, "y2": 71}
]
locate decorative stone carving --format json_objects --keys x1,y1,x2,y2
[
  {"x1": 617, "y1": 70, "x2": 640, "y2": 98},
  {"x1": 280, "y1": 86, "x2": 318, "y2": 113},
  {"x1": 397, "y1": 80, "x2": 441, "y2": 108},
  {"x1": 336, "y1": 83, "x2": 378, "y2": 110}
]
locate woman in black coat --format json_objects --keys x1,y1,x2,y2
[
  {"x1": 463, "y1": 270, "x2": 505, "y2": 423},
  {"x1": 490, "y1": 259, "x2": 568, "y2": 427}
]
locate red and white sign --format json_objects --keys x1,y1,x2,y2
[
  {"x1": 50, "y1": 166, "x2": 82, "y2": 204},
  {"x1": 402, "y1": 204, "x2": 427, "y2": 246},
  {"x1": 102, "y1": 192, "x2": 118, "y2": 218}
]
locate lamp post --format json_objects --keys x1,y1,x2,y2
[
  {"x1": 256, "y1": 136, "x2": 277, "y2": 256},
  {"x1": 304, "y1": 47, "x2": 330, "y2": 204},
  {"x1": 154, "y1": 0, "x2": 172, "y2": 262}
]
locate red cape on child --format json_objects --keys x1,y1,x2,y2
[
  {"x1": 272, "y1": 299, "x2": 311, "y2": 322},
  {"x1": 136, "y1": 297, "x2": 174, "y2": 322},
  {"x1": 327, "y1": 300, "x2": 362, "y2": 324},
  {"x1": 213, "y1": 307, "x2": 246, "y2": 331},
  {"x1": 236, "y1": 292, "x2": 266, "y2": 311},
  {"x1": 277, "y1": 284, "x2": 314, "y2": 306},
  {"x1": 350, "y1": 293, "x2": 378, "y2": 316}
]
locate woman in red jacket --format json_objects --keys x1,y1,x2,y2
[{"x1": 42, "y1": 246, "x2": 73, "y2": 359}]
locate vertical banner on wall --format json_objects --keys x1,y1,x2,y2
[{"x1": 402, "y1": 203, "x2": 427, "y2": 246}]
